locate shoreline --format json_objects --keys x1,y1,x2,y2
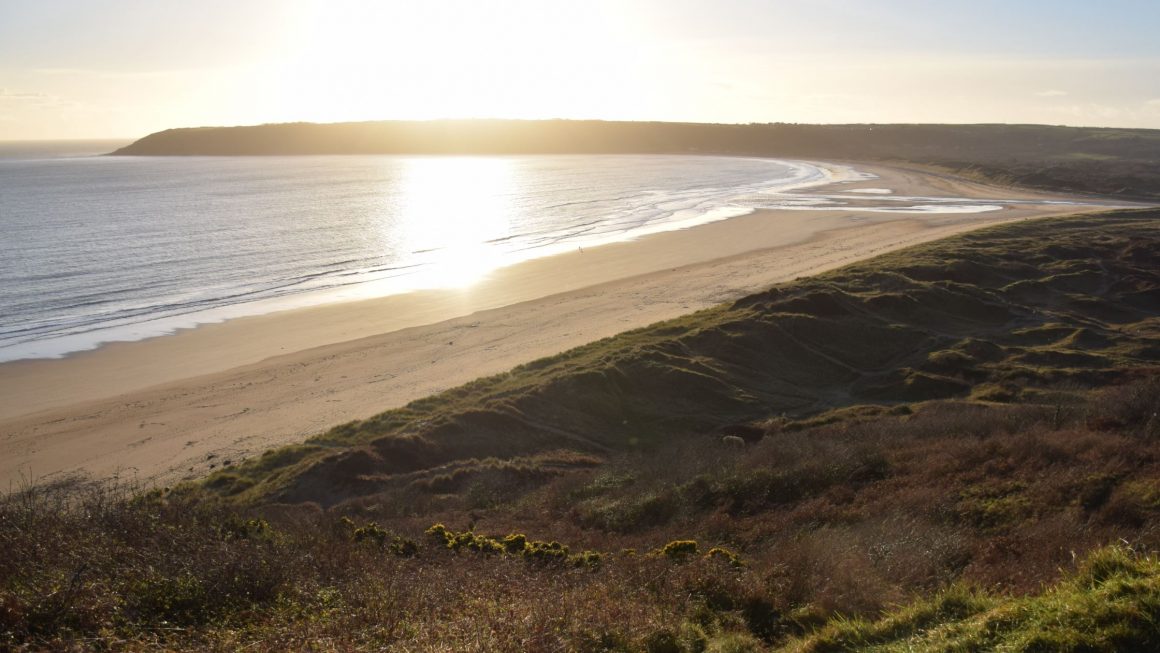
[
  {"x1": 0, "y1": 158, "x2": 1093, "y2": 374},
  {"x1": 0, "y1": 156, "x2": 839, "y2": 365},
  {"x1": 0, "y1": 163, "x2": 1137, "y2": 489}
]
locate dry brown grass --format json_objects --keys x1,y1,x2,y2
[{"x1": 5, "y1": 377, "x2": 1158, "y2": 650}]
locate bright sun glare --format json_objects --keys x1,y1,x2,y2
[
  {"x1": 391, "y1": 156, "x2": 516, "y2": 289},
  {"x1": 275, "y1": 2, "x2": 644, "y2": 124}
]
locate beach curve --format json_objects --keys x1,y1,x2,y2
[{"x1": 0, "y1": 162, "x2": 1140, "y2": 490}]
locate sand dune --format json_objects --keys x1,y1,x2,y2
[{"x1": 0, "y1": 163, "x2": 1136, "y2": 489}]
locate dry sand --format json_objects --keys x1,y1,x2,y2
[{"x1": 0, "y1": 163, "x2": 1136, "y2": 489}]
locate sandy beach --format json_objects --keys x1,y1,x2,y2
[{"x1": 0, "y1": 163, "x2": 1135, "y2": 489}]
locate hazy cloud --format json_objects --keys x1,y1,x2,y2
[
  {"x1": 33, "y1": 67, "x2": 209, "y2": 80},
  {"x1": 0, "y1": 88, "x2": 76, "y2": 114},
  {"x1": 0, "y1": 88, "x2": 53, "y2": 101},
  {"x1": 1035, "y1": 89, "x2": 1068, "y2": 97}
]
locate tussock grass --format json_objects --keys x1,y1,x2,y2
[{"x1": 786, "y1": 545, "x2": 1160, "y2": 653}]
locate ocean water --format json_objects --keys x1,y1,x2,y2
[{"x1": 1, "y1": 148, "x2": 845, "y2": 362}]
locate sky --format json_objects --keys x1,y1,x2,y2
[{"x1": 2, "y1": 0, "x2": 1160, "y2": 140}]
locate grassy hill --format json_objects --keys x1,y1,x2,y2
[
  {"x1": 3, "y1": 209, "x2": 1159, "y2": 651},
  {"x1": 111, "y1": 120, "x2": 1160, "y2": 199}
]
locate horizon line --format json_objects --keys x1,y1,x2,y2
[{"x1": 8, "y1": 117, "x2": 1160, "y2": 144}]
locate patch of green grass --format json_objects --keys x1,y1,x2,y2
[
  {"x1": 192, "y1": 443, "x2": 328, "y2": 503},
  {"x1": 955, "y1": 482, "x2": 1034, "y2": 532},
  {"x1": 786, "y1": 545, "x2": 1160, "y2": 653}
]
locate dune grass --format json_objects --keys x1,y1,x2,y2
[{"x1": 199, "y1": 209, "x2": 1160, "y2": 508}]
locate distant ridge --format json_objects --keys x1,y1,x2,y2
[
  {"x1": 112, "y1": 119, "x2": 1160, "y2": 159},
  {"x1": 111, "y1": 119, "x2": 1160, "y2": 198}
]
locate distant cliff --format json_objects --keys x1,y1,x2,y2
[{"x1": 112, "y1": 120, "x2": 1160, "y2": 198}]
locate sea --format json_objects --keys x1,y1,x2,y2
[{"x1": 1, "y1": 143, "x2": 854, "y2": 362}]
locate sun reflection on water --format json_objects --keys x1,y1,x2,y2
[{"x1": 392, "y1": 156, "x2": 515, "y2": 290}]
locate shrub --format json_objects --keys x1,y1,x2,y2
[
  {"x1": 569, "y1": 550, "x2": 606, "y2": 569},
  {"x1": 425, "y1": 523, "x2": 452, "y2": 547},
  {"x1": 218, "y1": 516, "x2": 272, "y2": 541},
  {"x1": 128, "y1": 573, "x2": 214, "y2": 625},
  {"x1": 524, "y1": 540, "x2": 570, "y2": 564},
  {"x1": 1094, "y1": 377, "x2": 1160, "y2": 436},
  {"x1": 660, "y1": 540, "x2": 699, "y2": 561},
  {"x1": 680, "y1": 622, "x2": 710, "y2": 653},
  {"x1": 352, "y1": 522, "x2": 418, "y2": 556},
  {"x1": 644, "y1": 628, "x2": 683, "y2": 653},
  {"x1": 1076, "y1": 473, "x2": 1120, "y2": 511},
  {"x1": 705, "y1": 547, "x2": 744, "y2": 569},
  {"x1": 740, "y1": 595, "x2": 781, "y2": 643},
  {"x1": 502, "y1": 532, "x2": 528, "y2": 554},
  {"x1": 353, "y1": 522, "x2": 389, "y2": 546},
  {"x1": 388, "y1": 536, "x2": 419, "y2": 557},
  {"x1": 449, "y1": 530, "x2": 503, "y2": 554}
]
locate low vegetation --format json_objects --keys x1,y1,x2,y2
[
  {"x1": 788, "y1": 544, "x2": 1160, "y2": 653},
  {"x1": 207, "y1": 209, "x2": 1160, "y2": 508},
  {"x1": 3, "y1": 210, "x2": 1159, "y2": 650},
  {"x1": 4, "y1": 382, "x2": 1160, "y2": 650}
]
